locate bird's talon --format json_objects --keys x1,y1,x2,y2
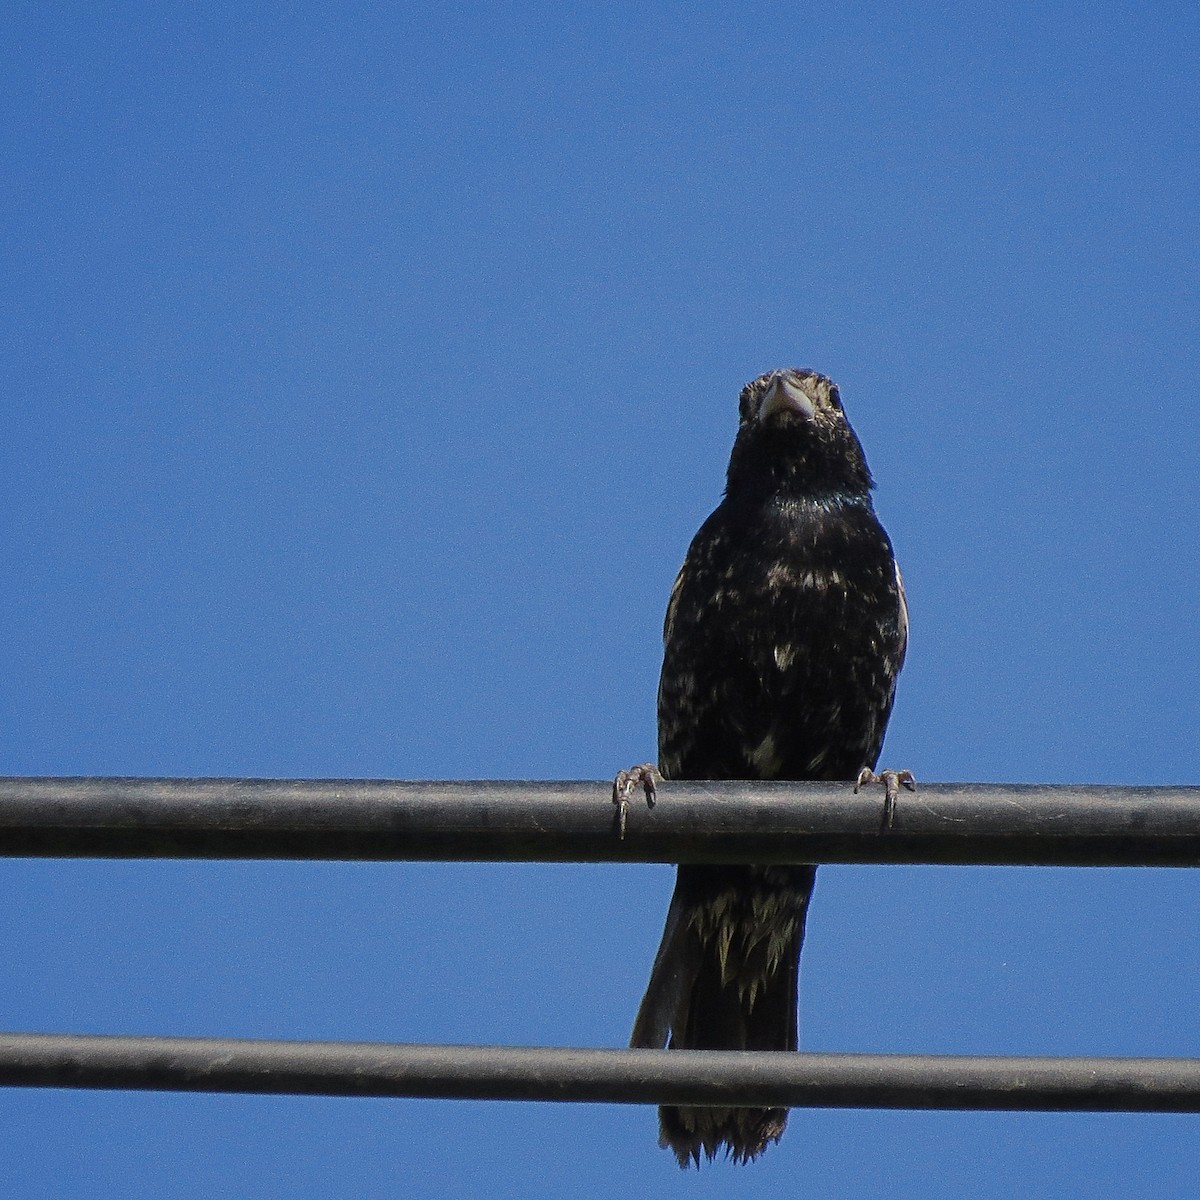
[
  {"x1": 612, "y1": 764, "x2": 660, "y2": 839},
  {"x1": 855, "y1": 767, "x2": 916, "y2": 829}
]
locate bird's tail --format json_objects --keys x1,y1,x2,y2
[{"x1": 630, "y1": 863, "x2": 817, "y2": 1167}]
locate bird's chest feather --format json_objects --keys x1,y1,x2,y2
[
  {"x1": 705, "y1": 499, "x2": 893, "y2": 646},
  {"x1": 659, "y1": 496, "x2": 903, "y2": 780}
]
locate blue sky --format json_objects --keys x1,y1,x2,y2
[{"x1": 2, "y1": 2, "x2": 1198, "y2": 1195}]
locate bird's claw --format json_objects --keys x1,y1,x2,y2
[
  {"x1": 855, "y1": 767, "x2": 916, "y2": 830},
  {"x1": 612, "y1": 763, "x2": 660, "y2": 839}
]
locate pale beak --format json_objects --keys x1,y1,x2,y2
[{"x1": 759, "y1": 373, "x2": 816, "y2": 421}]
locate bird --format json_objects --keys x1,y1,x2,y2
[{"x1": 620, "y1": 367, "x2": 908, "y2": 1167}]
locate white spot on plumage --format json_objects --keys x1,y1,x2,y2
[
  {"x1": 773, "y1": 644, "x2": 796, "y2": 671},
  {"x1": 769, "y1": 564, "x2": 847, "y2": 591},
  {"x1": 748, "y1": 731, "x2": 783, "y2": 775}
]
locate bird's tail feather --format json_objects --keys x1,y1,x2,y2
[
  {"x1": 630, "y1": 886, "x2": 703, "y2": 1050},
  {"x1": 631, "y1": 863, "x2": 817, "y2": 1167}
]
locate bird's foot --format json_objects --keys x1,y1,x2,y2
[
  {"x1": 612, "y1": 763, "x2": 660, "y2": 839},
  {"x1": 855, "y1": 767, "x2": 916, "y2": 830}
]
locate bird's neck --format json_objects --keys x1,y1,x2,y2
[
  {"x1": 726, "y1": 473, "x2": 874, "y2": 515},
  {"x1": 726, "y1": 437, "x2": 874, "y2": 503}
]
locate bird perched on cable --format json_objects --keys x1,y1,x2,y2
[{"x1": 619, "y1": 368, "x2": 908, "y2": 1167}]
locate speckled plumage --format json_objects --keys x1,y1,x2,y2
[{"x1": 631, "y1": 368, "x2": 907, "y2": 1166}]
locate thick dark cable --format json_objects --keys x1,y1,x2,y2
[
  {"x1": 0, "y1": 777, "x2": 1197, "y2": 865},
  {"x1": 1, "y1": 1033, "x2": 1198, "y2": 1112}
]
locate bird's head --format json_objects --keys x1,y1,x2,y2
[{"x1": 727, "y1": 368, "x2": 874, "y2": 500}]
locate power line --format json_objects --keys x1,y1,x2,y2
[
  {"x1": 2, "y1": 1033, "x2": 1198, "y2": 1111},
  {"x1": 0, "y1": 776, "x2": 1197, "y2": 865}
]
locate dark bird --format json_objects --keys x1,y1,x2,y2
[{"x1": 626, "y1": 368, "x2": 908, "y2": 1166}]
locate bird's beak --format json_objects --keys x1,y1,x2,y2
[{"x1": 759, "y1": 374, "x2": 816, "y2": 422}]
